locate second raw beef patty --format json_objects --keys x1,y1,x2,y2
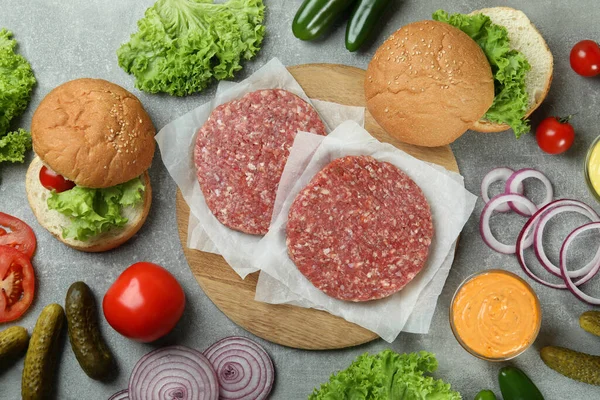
[
  {"x1": 286, "y1": 155, "x2": 434, "y2": 302},
  {"x1": 194, "y1": 89, "x2": 326, "y2": 235}
]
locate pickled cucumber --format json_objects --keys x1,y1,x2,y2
[
  {"x1": 580, "y1": 311, "x2": 600, "y2": 337},
  {"x1": 540, "y1": 346, "x2": 600, "y2": 386},
  {"x1": 65, "y1": 281, "x2": 113, "y2": 380},
  {"x1": 22, "y1": 303, "x2": 65, "y2": 400},
  {"x1": 0, "y1": 326, "x2": 28, "y2": 363}
]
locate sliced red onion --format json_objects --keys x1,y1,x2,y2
[
  {"x1": 129, "y1": 346, "x2": 218, "y2": 400},
  {"x1": 516, "y1": 200, "x2": 600, "y2": 289},
  {"x1": 203, "y1": 336, "x2": 274, "y2": 400},
  {"x1": 560, "y1": 222, "x2": 600, "y2": 305},
  {"x1": 534, "y1": 202, "x2": 600, "y2": 278},
  {"x1": 480, "y1": 194, "x2": 537, "y2": 254},
  {"x1": 109, "y1": 389, "x2": 130, "y2": 400},
  {"x1": 481, "y1": 167, "x2": 524, "y2": 212},
  {"x1": 506, "y1": 168, "x2": 554, "y2": 217}
]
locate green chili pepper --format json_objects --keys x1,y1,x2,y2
[
  {"x1": 292, "y1": 0, "x2": 357, "y2": 41},
  {"x1": 474, "y1": 389, "x2": 497, "y2": 400},
  {"x1": 345, "y1": 0, "x2": 392, "y2": 52},
  {"x1": 499, "y1": 366, "x2": 545, "y2": 400}
]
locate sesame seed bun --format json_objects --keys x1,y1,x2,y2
[
  {"x1": 25, "y1": 156, "x2": 152, "y2": 252},
  {"x1": 31, "y1": 78, "x2": 155, "y2": 188},
  {"x1": 364, "y1": 20, "x2": 495, "y2": 147}
]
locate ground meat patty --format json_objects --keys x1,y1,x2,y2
[
  {"x1": 194, "y1": 89, "x2": 326, "y2": 235},
  {"x1": 286, "y1": 155, "x2": 433, "y2": 302}
]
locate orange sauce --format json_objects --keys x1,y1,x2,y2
[{"x1": 451, "y1": 270, "x2": 541, "y2": 359}]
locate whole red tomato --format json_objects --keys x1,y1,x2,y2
[
  {"x1": 103, "y1": 262, "x2": 185, "y2": 342},
  {"x1": 536, "y1": 116, "x2": 575, "y2": 155},
  {"x1": 570, "y1": 40, "x2": 600, "y2": 77}
]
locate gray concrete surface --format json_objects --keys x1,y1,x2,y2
[{"x1": 1, "y1": 0, "x2": 600, "y2": 398}]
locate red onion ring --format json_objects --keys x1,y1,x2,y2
[
  {"x1": 534, "y1": 202, "x2": 600, "y2": 278},
  {"x1": 480, "y1": 194, "x2": 537, "y2": 254},
  {"x1": 109, "y1": 389, "x2": 130, "y2": 400},
  {"x1": 129, "y1": 346, "x2": 218, "y2": 400},
  {"x1": 481, "y1": 167, "x2": 524, "y2": 212},
  {"x1": 505, "y1": 168, "x2": 554, "y2": 217},
  {"x1": 560, "y1": 222, "x2": 600, "y2": 305},
  {"x1": 203, "y1": 336, "x2": 274, "y2": 400},
  {"x1": 516, "y1": 200, "x2": 600, "y2": 289}
]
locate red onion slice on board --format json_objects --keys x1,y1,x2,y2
[
  {"x1": 203, "y1": 336, "x2": 274, "y2": 400},
  {"x1": 128, "y1": 346, "x2": 218, "y2": 400},
  {"x1": 109, "y1": 390, "x2": 130, "y2": 400},
  {"x1": 505, "y1": 168, "x2": 554, "y2": 217},
  {"x1": 480, "y1": 194, "x2": 537, "y2": 254},
  {"x1": 516, "y1": 201, "x2": 600, "y2": 289},
  {"x1": 534, "y1": 202, "x2": 600, "y2": 278},
  {"x1": 560, "y1": 222, "x2": 600, "y2": 305},
  {"x1": 481, "y1": 167, "x2": 524, "y2": 212}
]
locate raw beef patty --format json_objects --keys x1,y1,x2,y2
[
  {"x1": 194, "y1": 89, "x2": 326, "y2": 235},
  {"x1": 286, "y1": 155, "x2": 433, "y2": 301}
]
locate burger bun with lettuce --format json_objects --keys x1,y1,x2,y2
[
  {"x1": 365, "y1": 7, "x2": 553, "y2": 146},
  {"x1": 26, "y1": 78, "x2": 154, "y2": 252}
]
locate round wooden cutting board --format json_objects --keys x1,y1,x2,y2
[{"x1": 176, "y1": 64, "x2": 459, "y2": 350}]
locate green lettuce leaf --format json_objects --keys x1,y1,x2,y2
[
  {"x1": 309, "y1": 350, "x2": 462, "y2": 400},
  {"x1": 433, "y1": 10, "x2": 531, "y2": 138},
  {"x1": 0, "y1": 29, "x2": 36, "y2": 162},
  {"x1": 47, "y1": 178, "x2": 145, "y2": 241},
  {"x1": 117, "y1": 0, "x2": 265, "y2": 96},
  {"x1": 0, "y1": 128, "x2": 32, "y2": 163}
]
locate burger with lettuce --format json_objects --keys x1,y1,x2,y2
[
  {"x1": 365, "y1": 7, "x2": 553, "y2": 147},
  {"x1": 26, "y1": 78, "x2": 154, "y2": 252}
]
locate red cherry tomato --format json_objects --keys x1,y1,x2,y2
[
  {"x1": 0, "y1": 245, "x2": 36, "y2": 322},
  {"x1": 39, "y1": 165, "x2": 76, "y2": 193},
  {"x1": 570, "y1": 40, "x2": 600, "y2": 77},
  {"x1": 536, "y1": 116, "x2": 575, "y2": 155},
  {"x1": 103, "y1": 262, "x2": 185, "y2": 342},
  {"x1": 0, "y1": 212, "x2": 36, "y2": 258}
]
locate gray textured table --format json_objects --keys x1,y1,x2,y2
[{"x1": 1, "y1": 1, "x2": 599, "y2": 398}]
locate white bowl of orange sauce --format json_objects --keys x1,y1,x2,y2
[{"x1": 450, "y1": 269, "x2": 542, "y2": 361}]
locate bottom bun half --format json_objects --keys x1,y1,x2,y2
[{"x1": 26, "y1": 156, "x2": 152, "y2": 252}]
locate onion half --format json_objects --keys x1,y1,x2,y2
[
  {"x1": 128, "y1": 346, "x2": 218, "y2": 400},
  {"x1": 505, "y1": 168, "x2": 554, "y2": 217},
  {"x1": 109, "y1": 390, "x2": 130, "y2": 400},
  {"x1": 204, "y1": 336, "x2": 274, "y2": 400},
  {"x1": 560, "y1": 222, "x2": 600, "y2": 305},
  {"x1": 481, "y1": 167, "x2": 524, "y2": 212},
  {"x1": 480, "y1": 194, "x2": 537, "y2": 254}
]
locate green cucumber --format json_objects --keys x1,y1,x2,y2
[
  {"x1": 0, "y1": 326, "x2": 28, "y2": 363},
  {"x1": 541, "y1": 346, "x2": 600, "y2": 386}
]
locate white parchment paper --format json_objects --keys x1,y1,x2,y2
[
  {"x1": 156, "y1": 58, "x2": 364, "y2": 278},
  {"x1": 253, "y1": 121, "x2": 477, "y2": 342}
]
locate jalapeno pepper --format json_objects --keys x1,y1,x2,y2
[
  {"x1": 345, "y1": 0, "x2": 392, "y2": 52},
  {"x1": 499, "y1": 366, "x2": 545, "y2": 400},
  {"x1": 292, "y1": 0, "x2": 357, "y2": 41},
  {"x1": 474, "y1": 389, "x2": 497, "y2": 400}
]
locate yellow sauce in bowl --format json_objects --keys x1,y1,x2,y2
[
  {"x1": 450, "y1": 270, "x2": 541, "y2": 360},
  {"x1": 586, "y1": 137, "x2": 600, "y2": 199}
]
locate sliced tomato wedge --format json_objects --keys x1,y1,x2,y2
[
  {"x1": 0, "y1": 212, "x2": 36, "y2": 258},
  {"x1": 0, "y1": 245, "x2": 35, "y2": 323}
]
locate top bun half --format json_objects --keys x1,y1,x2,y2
[
  {"x1": 365, "y1": 20, "x2": 495, "y2": 147},
  {"x1": 31, "y1": 78, "x2": 155, "y2": 188}
]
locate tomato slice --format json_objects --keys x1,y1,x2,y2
[
  {"x1": 0, "y1": 212, "x2": 36, "y2": 258},
  {"x1": 0, "y1": 245, "x2": 35, "y2": 323}
]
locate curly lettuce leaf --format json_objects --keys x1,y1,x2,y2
[
  {"x1": 309, "y1": 350, "x2": 462, "y2": 400},
  {"x1": 0, "y1": 29, "x2": 36, "y2": 162},
  {"x1": 117, "y1": 0, "x2": 265, "y2": 96},
  {"x1": 47, "y1": 178, "x2": 145, "y2": 241},
  {"x1": 0, "y1": 129, "x2": 32, "y2": 163},
  {"x1": 433, "y1": 10, "x2": 531, "y2": 138}
]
